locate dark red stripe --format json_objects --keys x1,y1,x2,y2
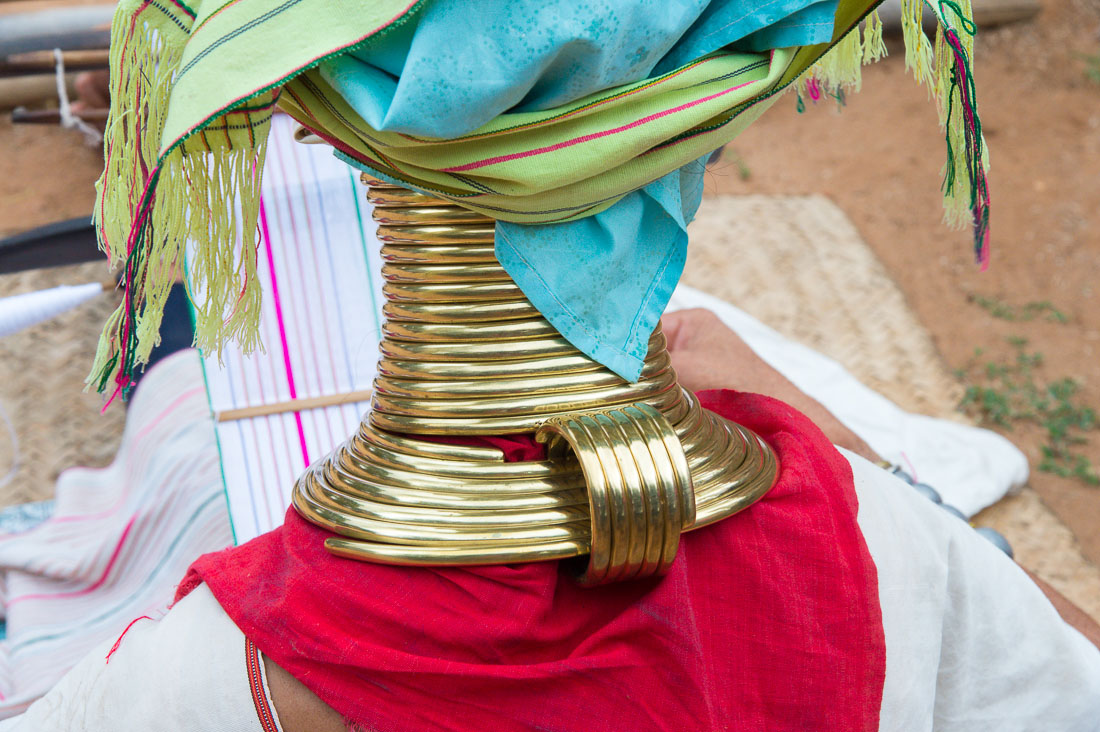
[{"x1": 247, "y1": 638, "x2": 281, "y2": 732}]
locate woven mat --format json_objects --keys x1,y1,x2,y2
[
  {"x1": 686, "y1": 194, "x2": 1100, "y2": 620},
  {"x1": 0, "y1": 263, "x2": 125, "y2": 506},
  {"x1": 684, "y1": 194, "x2": 965, "y2": 419}
]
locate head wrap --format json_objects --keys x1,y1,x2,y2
[{"x1": 91, "y1": 0, "x2": 987, "y2": 398}]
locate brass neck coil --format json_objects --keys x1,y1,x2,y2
[{"x1": 290, "y1": 175, "x2": 779, "y2": 585}]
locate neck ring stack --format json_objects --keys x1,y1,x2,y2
[{"x1": 291, "y1": 177, "x2": 779, "y2": 585}]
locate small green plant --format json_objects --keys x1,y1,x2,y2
[
  {"x1": 1080, "y1": 51, "x2": 1100, "y2": 85},
  {"x1": 729, "y1": 150, "x2": 752, "y2": 182},
  {"x1": 958, "y1": 337, "x2": 1099, "y2": 486},
  {"x1": 968, "y1": 294, "x2": 1069, "y2": 323}
]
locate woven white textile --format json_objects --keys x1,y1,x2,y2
[{"x1": 0, "y1": 351, "x2": 233, "y2": 718}]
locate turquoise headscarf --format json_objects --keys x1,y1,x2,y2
[{"x1": 321, "y1": 0, "x2": 839, "y2": 380}]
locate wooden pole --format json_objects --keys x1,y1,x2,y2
[
  {"x1": 216, "y1": 390, "x2": 375, "y2": 422},
  {"x1": 0, "y1": 48, "x2": 109, "y2": 77}
]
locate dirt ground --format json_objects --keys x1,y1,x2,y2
[
  {"x1": 0, "y1": 2, "x2": 1098, "y2": 578},
  {"x1": 705, "y1": 0, "x2": 1100, "y2": 564}
]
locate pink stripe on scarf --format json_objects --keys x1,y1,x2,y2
[{"x1": 441, "y1": 79, "x2": 759, "y2": 173}]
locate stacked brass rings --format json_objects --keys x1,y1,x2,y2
[
  {"x1": 537, "y1": 404, "x2": 693, "y2": 585},
  {"x1": 368, "y1": 187, "x2": 679, "y2": 436},
  {"x1": 290, "y1": 176, "x2": 779, "y2": 585}
]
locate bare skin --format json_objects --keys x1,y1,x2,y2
[
  {"x1": 262, "y1": 658, "x2": 346, "y2": 732},
  {"x1": 662, "y1": 308, "x2": 879, "y2": 461},
  {"x1": 260, "y1": 309, "x2": 1099, "y2": 731}
]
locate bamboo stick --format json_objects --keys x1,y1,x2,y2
[{"x1": 216, "y1": 390, "x2": 375, "y2": 422}]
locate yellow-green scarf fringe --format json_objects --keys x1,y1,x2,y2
[
  {"x1": 90, "y1": 2, "x2": 269, "y2": 400},
  {"x1": 797, "y1": 0, "x2": 989, "y2": 253}
]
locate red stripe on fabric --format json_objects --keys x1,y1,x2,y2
[
  {"x1": 247, "y1": 638, "x2": 281, "y2": 732},
  {"x1": 0, "y1": 384, "x2": 205, "y2": 542},
  {"x1": 269, "y1": 138, "x2": 335, "y2": 452},
  {"x1": 127, "y1": 385, "x2": 208, "y2": 452},
  {"x1": 258, "y1": 198, "x2": 311, "y2": 467},
  {"x1": 290, "y1": 142, "x2": 343, "y2": 447},
  {"x1": 271, "y1": 136, "x2": 334, "y2": 472},
  {"x1": 105, "y1": 616, "x2": 153, "y2": 662},
  {"x1": 8, "y1": 517, "x2": 137, "y2": 607},
  {"x1": 396, "y1": 57, "x2": 711, "y2": 144},
  {"x1": 244, "y1": 181, "x2": 290, "y2": 524},
  {"x1": 441, "y1": 79, "x2": 759, "y2": 173}
]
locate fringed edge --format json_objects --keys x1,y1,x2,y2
[
  {"x1": 93, "y1": 2, "x2": 181, "y2": 272},
  {"x1": 903, "y1": 0, "x2": 990, "y2": 266},
  {"x1": 89, "y1": 3, "x2": 269, "y2": 400},
  {"x1": 793, "y1": 1, "x2": 989, "y2": 268},
  {"x1": 89, "y1": 144, "x2": 270, "y2": 403},
  {"x1": 89, "y1": 2, "x2": 182, "y2": 401},
  {"x1": 180, "y1": 142, "x2": 268, "y2": 363},
  {"x1": 794, "y1": 9, "x2": 886, "y2": 111}
]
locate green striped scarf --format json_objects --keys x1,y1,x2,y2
[{"x1": 91, "y1": 0, "x2": 986, "y2": 398}]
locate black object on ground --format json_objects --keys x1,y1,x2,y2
[{"x1": 0, "y1": 217, "x2": 102, "y2": 274}]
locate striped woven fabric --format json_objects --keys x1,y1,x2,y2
[{"x1": 0, "y1": 351, "x2": 231, "y2": 719}]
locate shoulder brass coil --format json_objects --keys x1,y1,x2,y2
[{"x1": 290, "y1": 175, "x2": 780, "y2": 584}]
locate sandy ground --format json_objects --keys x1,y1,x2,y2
[
  {"x1": 704, "y1": 0, "x2": 1100, "y2": 564},
  {"x1": 0, "y1": 1, "x2": 1098, "y2": 613}
]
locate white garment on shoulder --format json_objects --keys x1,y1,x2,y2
[
  {"x1": 5, "y1": 454, "x2": 1100, "y2": 731},
  {"x1": 846, "y1": 448, "x2": 1100, "y2": 732},
  {"x1": 0, "y1": 585, "x2": 281, "y2": 732}
]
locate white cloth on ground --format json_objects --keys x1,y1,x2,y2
[
  {"x1": 0, "y1": 584, "x2": 280, "y2": 732},
  {"x1": 0, "y1": 351, "x2": 233, "y2": 718},
  {"x1": 667, "y1": 286, "x2": 1029, "y2": 516},
  {"x1": 846, "y1": 449, "x2": 1100, "y2": 730},
  {"x1": 4, "y1": 452, "x2": 1098, "y2": 731}
]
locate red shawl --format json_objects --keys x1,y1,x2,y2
[{"x1": 179, "y1": 391, "x2": 885, "y2": 730}]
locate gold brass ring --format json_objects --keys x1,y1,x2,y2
[
  {"x1": 536, "y1": 404, "x2": 694, "y2": 586},
  {"x1": 289, "y1": 177, "x2": 781, "y2": 583}
]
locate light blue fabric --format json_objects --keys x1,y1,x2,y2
[
  {"x1": 496, "y1": 159, "x2": 708, "y2": 380},
  {"x1": 654, "y1": 0, "x2": 840, "y2": 71},
  {"x1": 323, "y1": 0, "x2": 837, "y2": 380},
  {"x1": 0, "y1": 499, "x2": 53, "y2": 535}
]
